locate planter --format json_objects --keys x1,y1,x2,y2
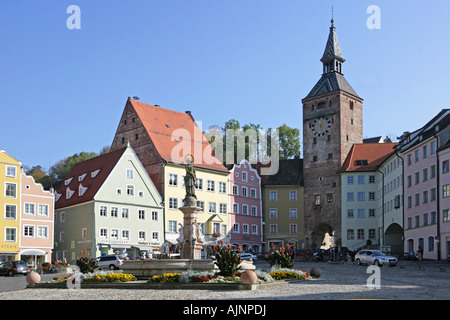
[{"x1": 240, "y1": 270, "x2": 258, "y2": 285}]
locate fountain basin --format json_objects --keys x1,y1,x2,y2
[{"x1": 121, "y1": 259, "x2": 217, "y2": 279}]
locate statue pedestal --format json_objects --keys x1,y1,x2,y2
[{"x1": 179, "y1": 205, "x2": 204, "y2": 260}]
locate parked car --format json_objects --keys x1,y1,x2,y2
[
  {"x1": 239, "y1": 253, "x2": 257, "y2": 261},
  {"x1": 0, "y1": 261, "x2": 31, "y2": 276},
  {"x1": 96, "y1": 255, "x2": 124, "y2": 270},
  {"x1": 355, "y1": 250, "x2": 398, "y2": 267}
]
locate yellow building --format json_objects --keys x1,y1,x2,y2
[
  {"x1": 0, "y1": 150, "x2": 22, "y2": 261},
  {"x1": 164, "y1": 163, "x2": 230, "y2": 247}
]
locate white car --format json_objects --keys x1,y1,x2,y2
[
  {"x1": 96, "y1": 254, "x2": 124, "y2": 270},
  {"x1": 355, "y1": 250, "x2": 398, "y2": 267},
  {"x1": 239, "y1": 253, "x2": 257, "y2": 261}
]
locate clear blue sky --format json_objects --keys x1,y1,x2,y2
[{"x1": 1, "y1": 0, "x2": 449, "y2": 169}]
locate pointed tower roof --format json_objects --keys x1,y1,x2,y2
[
  {"x1": 303, "y1": 18, "x2": 361, "y2": 100},
  {"x1": 321, "y1": 19, "x2": 345, "y2": 64}
]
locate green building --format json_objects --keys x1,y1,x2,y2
[{"x1": 53, "y1": 145, "x2": 163, "y2": 263}]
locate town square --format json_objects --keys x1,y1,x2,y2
[{"x1": 1, "y1": 1, "x2": 450, "y2": 310}]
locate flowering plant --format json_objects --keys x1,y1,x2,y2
[
  {"x1": 268, "y1": 267, "x2": 310, "y2": 280},
  {"x1": 267, "y1": 244, "x2": 293, "y2": 268},
  {"x1": 149, "y1": 273, "x2": 181, "y2": 283},
  {"x1": 212, "y1": 240, "x2": 241, "y2": 277},
  {"x1": 84, "y1": 273, "x2": 137, "y2": 283}
]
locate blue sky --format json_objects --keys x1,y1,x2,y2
[{"x1": 1, "y1": 0, "x2": 449, "y2": 169}]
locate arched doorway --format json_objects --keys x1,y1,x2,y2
[{"x1": 384, "y1": 223, "x2": 403, "y2": 255}]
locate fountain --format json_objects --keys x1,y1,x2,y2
[{"x1": 121, "y1": 155, "x2": 217, "y2": 279}]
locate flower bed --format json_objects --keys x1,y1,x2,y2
[
  {"x1": 268, "y1": 268, "x2": 311, "y2": 280},
  {"x1": 149, "y1": 273, "x2": 181, "y2": 283},
  {"x1": 83, "y1": 273, "x2": 137, "y2": 283}
]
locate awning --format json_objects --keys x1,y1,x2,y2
[
  {"x1": 132, "y1": 245, "x2": 159, "y2": 251},
  {"x1": 20, "y1": 249, "x2": 46, "y2": 256}
]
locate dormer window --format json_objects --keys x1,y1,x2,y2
[
  {"x1": 78, "y1": 173, "x2": 87, "y2": 182},
  {"x1": 64, "y1": 177, "x2": 73, "y2": 186},
  {"x1": 356, "y1": 160, "x2": 368, "y2": 166},
  {"x1": 66, "y1": 188, "x2": 75, "y2": 199},
  {"x1": 91, "y1": 169, "x2": 101, "y2": 178}
]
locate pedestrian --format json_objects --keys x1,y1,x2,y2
[{"x1": 417, "y1": 246, "x2": 423, "y2": 261}]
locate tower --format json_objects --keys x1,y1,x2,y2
[{"x1": 302, "y1": 19, "x2": 363, "y2": 249}]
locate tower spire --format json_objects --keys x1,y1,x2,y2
[{"x1": 321, "y1": 15, "x2": 345, "y2": 74}]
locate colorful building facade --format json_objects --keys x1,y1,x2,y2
[
  {"x1": 19, "y1": 173, "x2": 55, "y2": 267},
  {"x1": 0, "y1": 150, "x2": 21, "y2": 262},
  {"x1": 229, "y1": 160, "x2": 263, "y2": 253}
]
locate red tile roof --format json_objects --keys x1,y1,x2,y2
[
  {"x1": 339, "y1": 143, "x2": 398, "y2": 172},
  {"x1": 129, "y1": 98, "x2": 228, "y2": 173},
  {"x1": 54, "y1": 147, "x2": 127, "y2": 209}
]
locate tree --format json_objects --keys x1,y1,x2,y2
[{"x1": 277, "y1": 124, "x2": 300, "y2": 159}]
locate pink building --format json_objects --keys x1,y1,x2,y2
[
  {"x1": 229, "y1": 160, "x2": 263, "y2": 253},
  {"x1": 400, "y1": 109, "x2": 450, "y2": 260},
  {"x1": 19, "y1": 173, "x2": 54, "y2": 267},
  {"x1": 439, "y1": 141, "x2": 450, "y2": 260}
]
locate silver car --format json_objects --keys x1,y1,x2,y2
[{"x1": 355, "y1": 250, "x2": 398, "y2": 267}]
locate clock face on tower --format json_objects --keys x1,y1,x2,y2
[{"x1": 312, "y1": 117, "x2": 331, "y2": 136}]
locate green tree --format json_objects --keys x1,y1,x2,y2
[{"x1": 277, "y1": 124, "x2": 300, "y2": 159}]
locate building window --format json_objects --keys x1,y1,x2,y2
[
  {"x1": 100, "y1": 206, "x2": 107, "y2": 217},
  {"x1": 168, "y1": 174, "x2": 178, "y2": 186},
  {"x1": 369, "y1": 175, "x2": 375, "y2": 184},
  {"x1": 289, "y1": 208, "x2": 297, "y2": 218},
  {"x1": 126, "y1": 168, "x2": 134, "y2": 179},
  {"x1": 195, "y1": 178, "x2": 203, "y2": 190},
  {"x1": 369, "y1": 209, "x2": 376, "y2": 217},
  {"x1": 207, "y1": 180, "x2": 215, "y2": 192},
  {"x1": 127, "y1": 185, "x2": 134, "y2": 196},
  {"x1": 289, "y1": 190, "x2": 297, "y2": 200},
  {"x1": 270, "y1": 224, "x2": 278, "y2": 234},
  {"x1": 24, "y1": 203, "x2": 35, "y2": 215},
  {"x1": 423, "y1": 145, "x2": 428, "y2": 158},
  {"x1": 169, "y1": 198, "x2": 178, "y2": 209},
  {"x1": 152, "y1": 232, "x2": 159, "y2": 241},
  {"x1": 6, "y1": 166, "x2": 16, "y2": 178},
  {"x1": 219, "y1": 203, "x2": 227, "y2": 214},
  {"x1": 242, "y1": 172, "x2": 248, "y2": 181},
  {"x1": 242, "y1": 204, "x2": 248, "y2": 215},
  {"x1": 38, "y1": 204, "x2": 49, "y2": 217},
  {"x1": 243, "y1": 224, "x2": 249, "y2": 234},
  {"x1": 357, "y1": 229, "x2": 364, "y2": 240},
  {"x1": 208, "y1": 202, "x2": 216, "y2": 213},
  {"x1": 250, "y1": 188, "x2": 257, "y2": 199},
  {"x1": 443, "y1": 209, "x2": 450, "y2": 222},
  {"x1": 428, "y1": 236, "x2": 435, "y2": 251},
  {"x1": 122, "y1": 230, "x2": 130, "y2": 240},
  {"x1": 347, "y1": 209, "x2": 354, "y2": 218},
  {"x1": 168, "y1": 220, "x2": 177, "y2": 233},
  {"x1": 5, "y1": 205, "x2": 17, "y2": 219},
  {"x1": 110, "y1": 207, "x2": 118, "y2": 218},
  {"x1": 289, "y1": 224, "x2": 297, "y2": 234},
  {"x1": 369, "y1": 229, "x2": 376, "y2": 239},
  {"x1": 415, "y1": 150, "x2": 420, "y2": 162},
  {"x1": 369, "y1": 192, "x2": 375, "y2": 201},
  {"x1": 251, "y1": 206, "x2": 257, "y2": 216},
  {"x1": 357, "y1": 192, "x2": 365, "y2": 201},
  {"x1": 139, "y1": 209, "x2": 145, "y2": 220},
  {"x1": 443, "y1": 185, "x2": 450, "y2": 198},
  {"x1": 443, "y1": 160, "x2": 450, "y2": 174},
  {"x1": 233, "y1": 203, "x2": 239, "y2": 214},
  {"x1": 347, "y1": 229, "x2": 354, "y2": 240},
  {"x1": 242, "y1": 187, "x2": 248, "y2": 197},
  {"x1": 347, "y1": 192, "x2": 354, "y2": 201},
  {"x1": 431, "y1": 141, "x2": 437, "y2": 154},
  {"x1": 195, "y1": 200, "x2": 204, "y2": 212},
  {"x1": 327, "y1": 193, "x2": 333, "y2": 202},
  {"x1": 37, "y1": 226, "x2": 48, "y2": 238},
  {"x1": 232, "y1": 185, "x2": 239, "y2": 195},
  {"x1": 252, "y1": 225, "x2": 258, "y2": 235},
  {"x1": 358, "y1": 209, "x2": 365, "y2": 218},
  {"x1": 24, "y1": 226, "x2": 34, "y2": 238},
  {"x1": 270, "y1": 209, "x2": 277, "y2": 219},
  {"x1": 219, "y1": 182, "x2": 226, "y2": 194},
  {"x1": 415, "y1": 172, "x2": 420, "y2": 185},
  {"x1": 233, "y1": 223, "x2": 239, "y2": 233},
  {"x1": 314, "y1": 195, "x2": 321, "y2": 206},
  {"x1": 5, "y1": 183, "x2": 16, "y2": 198},
  {"x1": 138, "y1": 231, "x2": 146, "y2": 241},
  {"x1": 347, "y1": 176, "x2": 354, "y2": 184},
  {"x1": 122, "y1": 208, "x2": 129, "y2": 219},
  {"x1": 270, "y1": 190, "x2": 277, "y2": 201}
]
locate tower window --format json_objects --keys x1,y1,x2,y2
[{"x1": 350, "y1": 101, "x2": 354, "y2": 110}]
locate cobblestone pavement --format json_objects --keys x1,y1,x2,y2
[{"x1": 0, "y1": 260, "x2": 449, "y2": 300}]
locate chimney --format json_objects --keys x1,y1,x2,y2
[{"x1": 185, "y1": 110, "x2": 191, "y2": 115}]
